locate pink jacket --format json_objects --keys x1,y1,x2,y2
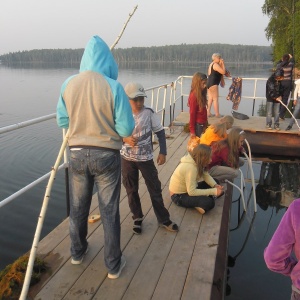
[{"x1": 264, "y1": 199, "x2": 300, "y2": 290}]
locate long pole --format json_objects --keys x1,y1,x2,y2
[{"x1": 19, "y1": 5, "x2": 138, "y2": 300}]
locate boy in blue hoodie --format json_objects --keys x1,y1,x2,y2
[{"x1": 56, "y1": 36, "x2": 134, "y2": 279}]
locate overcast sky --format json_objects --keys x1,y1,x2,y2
[{"x1": 0, "y1": 0, "x2": 271, "y2": 55}]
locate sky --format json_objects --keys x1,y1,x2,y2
[{"x1": 0, "y1": 0, "x2": 271, "y2": 55}]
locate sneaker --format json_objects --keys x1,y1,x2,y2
[
  {"x1": 279, "y1": 117, "x2": 285, "y2": 121},
  {"x1": 274, "y1": 125, "x2": 280, "y2": 131},
  {"x1": 286, "y1": 125, "x2": 292, "y2": 131},
  {"x1": 108, "y1": 256, "x2": 126, "y2": 279},
  {"x1": 132, "y1": 217, "x2": 143, "y2": 235},
  {"x1": 266, "y1": 124, "x2": 272, "y2": 130},
  {"x1": 71, "y1": 246, "x2": 89, "y2": 265}
]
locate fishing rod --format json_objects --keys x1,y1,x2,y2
[{"x1": 19, "y1": 5, "x2": 138, "y2": 300}]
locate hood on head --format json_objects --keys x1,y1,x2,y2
[{"x1": 79, "y1": 35, "x2": 118, "y2": 80}]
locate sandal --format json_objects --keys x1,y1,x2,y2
[
  {"x1": 133, "y1": 217, "x2": 143, "y2": 235},
  {"x1": 208, "y1": 113, "x2": 215, "y2": 117},
  {"x1": 161, "y1": 220, "x2": 179, "y2": 232}
]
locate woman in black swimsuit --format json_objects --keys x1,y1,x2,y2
[{"x1": 207, "y1": 53, "x2": 227, "y2": 118}]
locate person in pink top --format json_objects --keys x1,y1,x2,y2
[
  {"x1": 264, "y1": 198, "x2": 300, "y2": 300},
  {"x1": 188, "y1": 72, "x2": 208, "y2": 137},
  {"x1": 208, "y1": 127, "x2": 246, "y2": 181}
]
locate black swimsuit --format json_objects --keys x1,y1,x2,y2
[{"x1": 207, "y1": 63, "x2": 222, "y2": 89}]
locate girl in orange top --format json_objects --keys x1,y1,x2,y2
[{"x1": 200, "y1": 115, "x2": 234, "y2": 146}]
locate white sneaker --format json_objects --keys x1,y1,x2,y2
[
  {"x1": 71, "y1": 246, "x2": 89, "y2": 265},
  {"x1": 107, "y1": 256, "x2": 126, "y2": 279}
]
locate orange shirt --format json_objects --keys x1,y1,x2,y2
[{"x1": 200, "y1": 125, "x2": 227, "y2": 146}]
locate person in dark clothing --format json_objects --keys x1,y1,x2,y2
[
  {"x1": 276, "y1": 53, "x2": 294, "y2": 120},
  {"x1": 265, "y1": 69, "x2": 284, "y2": 130}
]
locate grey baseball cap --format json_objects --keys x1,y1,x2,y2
[{"x1": 125, "y1": 82, "x2": 147, "y2": 99}]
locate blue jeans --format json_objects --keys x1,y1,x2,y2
[
  {"x1": 266, "y1": 101, "x2": 280, "y2": 126},
  {"x1": 69, "y1": 148, "x2": 122, "y2": 274},
  {"x1": 288, "y1": 100, "x2": 300, "y2": 127}
]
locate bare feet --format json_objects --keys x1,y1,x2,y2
[{"x1": 195, "y1": 207, "x2": 205, "y2": 214}]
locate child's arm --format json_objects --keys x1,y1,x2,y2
[{"x1": 156, "y1": 129, "x2": 167, "y2": 165}]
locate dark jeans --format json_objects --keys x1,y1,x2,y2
[
  {"x1": 121, "y1": 158, "x2": 170, "y2": 224},
  {"x1": 171, "y1": 181, "x2": 215, "y2": 212},
  {"x1": 280, "y1": 80, "x2": 293, "y2": 118}
]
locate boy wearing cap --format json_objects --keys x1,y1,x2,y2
[
  {"x1": 265, "y1": 69, "x2": 284, "y2": 130},
  {"x1": 121, "y1": 82, "x2": 179, "y2": 234}
]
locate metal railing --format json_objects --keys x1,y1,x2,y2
[{"x1": 1, "y1": 76, "x2": 266, "y2": 209}]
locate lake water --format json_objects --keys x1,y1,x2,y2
[{"x1": 0, "y1": 62, "x2": 298, "y2": 299}]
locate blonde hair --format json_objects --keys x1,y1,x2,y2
[
  {"x1": 212, "y1": 127, "x2": 245, "y2": 169},
  {"x1": 191, "y1": 144, "x2": 212, "y2": 178},
  {"x1": 212, "y1": 115, "x2": 234, "y2": 138},
  {"x1": 212, "y1": 53, "x2": 221, "y2": 60},
  {"x1": 190, "y1": 72, "x2": 207, "y2": 109}
]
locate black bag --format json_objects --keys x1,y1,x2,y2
[{"x1": 232, "y1": 110, "x2": 249, "y2": 120}]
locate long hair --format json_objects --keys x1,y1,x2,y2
[
  {"x1": 191, "y1": 144, "x2": 212, "y2": 178},
  {"x1": 211, "y1": 115, "x2": 234, "y2": 138},
  {"x1": 212, "y1": 127, "x2": 245, "y2": 168},
  {"x1": 190, "y1": 72, "x2": 207, "y2": 109}
]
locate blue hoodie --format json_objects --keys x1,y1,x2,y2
[{"x1": 56, "y1": 36, "x2": 134, "y2": 150}]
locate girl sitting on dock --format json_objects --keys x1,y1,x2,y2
[
  {"x1": 169, "y1": 144, "x2": 224, "y2": 215},
  {"x1": 200, "y1": 115, "x2": 234, "y2": 146},
  {"x1": 208, "y1": 127, "x2": 246, "y2": 181}
]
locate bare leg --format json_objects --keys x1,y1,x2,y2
[
  {"x1": 207, "y1": 88, "x2": 214, "y2": 117},
  {"x1": 207, "y1": 85, "x2": 220, "y2": 116}
]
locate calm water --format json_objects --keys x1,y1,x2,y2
[{"x1": 0, "y1": 62, "x2": 298, "y2": 299}]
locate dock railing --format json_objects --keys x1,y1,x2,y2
[{"x1": 0, "y1": 76, "x2": 266, "y2": 209}]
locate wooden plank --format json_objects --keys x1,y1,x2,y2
[
  {"x1": 31, "y1": 127, "x2": 188, "y2": 299},
  {"x1": 181, "y1": 189, "x2": 227, "y2": 300},
  {"x1": 151, "y1": 209, "x2": 203, "y2": 300}
]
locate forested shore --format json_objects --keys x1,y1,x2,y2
[{"x1": 0, "y1": 43, "x2": 273, "y2": 66}]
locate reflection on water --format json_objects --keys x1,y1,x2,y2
[
  {"x1": 257, "y1": 162, "x2": 300, "y2": 210},
  {"x1": 226, "y1": 160, "x2": 300, "y2": 300}
]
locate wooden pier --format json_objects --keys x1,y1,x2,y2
[{"x1": 28, "y1": 126, "x2": 231, "y2": 300}]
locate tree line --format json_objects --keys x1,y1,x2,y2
[
  {"x1": 0, "y1": 44, "x2": 272, "y2": 67},
  {"x1": 262, "y1": 0, "x2": 299, "y2": 67}
]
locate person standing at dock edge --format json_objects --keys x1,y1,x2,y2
[
  {"x1": 286, "y1": 78, "x2": 300, "y2": 131},
  {"x1": 207, "y1": 53, "x2": 228, "y2": 118},
  {"x1": 264, "y1": 198, "x2": 300, "y2": 300},
  {"x1": 121, "y1": 82, "x2": 179, "y2": 235},
  {"x1": 276, "y1": 53, "x2": 294, "y2": 121},
  {"x1": 188, "y1": 72, "x2": 208, "y2": 137},
  {"x1": 56, "y1": 36, "x2": 135, "y2": 279},
  {"x1": 265, "y1": 68, "x2": 284, "y2": 130}
]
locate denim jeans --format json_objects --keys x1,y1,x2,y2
[
  {"x1": 266, "y1": 101, "x2": 280, "y2": 126},
  {"x1": 288, "y1": 100, "x2": 300, "y2": 127},
  {"x1": 69, "y1": 148, "x2": 122, "y2": 274},
  {"x1": 171, "y1": 181, "x2": 215, "y2": 212},
  {"x1": 121, "y1": 158, "x2": 170, "y2": 224}
]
